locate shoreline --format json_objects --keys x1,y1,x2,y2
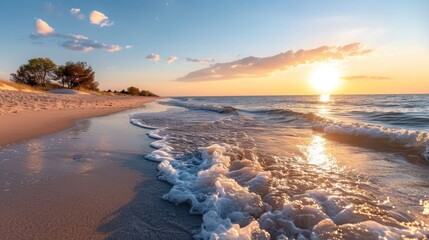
[
  {"x1": 0, "y1": 104, "x2": 201, "y2": 239},
  {"x1": 0, "y1": 90, "x2": 157, "y2": 146}
]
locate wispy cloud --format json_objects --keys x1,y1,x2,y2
[
  {"x1": 178, "y1": 43, "x2": 373, "y2": 82},
  {"x1": 167, "y1": 56, "x2": 178, "y2": 64},
  {"x1": 343, "y1": 75, "x2": 390, "y2": 81},
  {"x1": 70, "y1": 8, "x2": 85, "y2": 20},
  {"x1": 146, "y1": 53, "x2": 161, "y2": 62},
  {"x1": 90, "y1": 10, "x2": 113, "y2": 27},
  {"x1": 31, "y1": 19, "x2": 129, "y2": 52},
  {"x1": 35, "y1": 19, "x2": 54, "y2": 35},
  {"x1": 186, "y1": 57, "x2": 215, "y2": 64}
]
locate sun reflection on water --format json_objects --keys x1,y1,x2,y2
[
  {"x1": 305, "y1": 135, "x2": 336, "y2": 170},
  {"x1": 319, "y1": 94, "x2": 331, "y2": 102}
]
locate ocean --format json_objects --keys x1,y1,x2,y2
[{"x1": 130, "y1": 95, "x2": 429, "y2": 239}]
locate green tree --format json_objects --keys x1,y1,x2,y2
[
  {"x1": 55, "y1": 62, "x2": 98, "y2": 90},
  {"x1": 10, "y1": 58, "x2": 57, "y2": 86},
  {"x1": 127, "y1": 86, "x2": 140, "y2": 96}
]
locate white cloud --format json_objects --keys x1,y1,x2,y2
[
  {"x1": 106, "y1": 45, "x2": 122, "y2": 52},
  {"x1": 178, "y1": 43, "x2": 373, "y2": 82},
  {"x1": 186, "y1": 57, "x2": 215, "y2": 64},
  {"x1": 35, "y1": 19, "x2": 54, "y2": 35},
  {"x1": 90, "y1": 10, "x2": 113, "y2": 27},
  {"x1": 31, "y1": 19, "x2": 130, "y2": 53},
  {"x1": 167, "y1": 56, "x2": 178, "y2": 64},
  {"x1": 146, "y1": 53, "x2": 161, "y2": 62},
  {"x1": 70, "y1": 8, "x2": 85, "y2": 20},
  {"x1": 125, "y1": 45, "x2": 134, "y2": 49}
]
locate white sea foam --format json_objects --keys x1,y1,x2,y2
[
  {"x1": 145, "y1": 149, "x2": 175, "y2": 162},
  {"x1": 146, "y1": 129, "x2": 163, "y2": 140},
  {"x1": 153, "y1": 142, "x2": 429, "y2": 239},
  {"x1": 130, "y1": 118, "x2": 158, "y2": 129}
]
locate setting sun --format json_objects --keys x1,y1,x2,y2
[{"x1": 310, "y1": 65, "x2": 341, "y2": 93}]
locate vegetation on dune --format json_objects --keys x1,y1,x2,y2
[
  {"x1": 124, "y1": 86, "x2": 159, "y2": 97},
  {"x1": 10, "y1": 58, "x2": 56, "y2": 87},
  {"x1": 55, "y1": 62, "x2": 97, "y2": 90},
  {"x1": 10, "y1": 58, "x2": 98, "y2": 91},
  {"x1": 9, "y1": 58, "x2": 158, "y2": 97}
]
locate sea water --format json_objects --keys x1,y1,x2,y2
[{"x1": 131, "y1": 95, "x2": 429, "y2": 239}]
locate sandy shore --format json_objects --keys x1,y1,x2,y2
[
  {"x1": 0, "y1": 104, "x2": 201, "y2": 239},
  {"x1": 0, "y1": 89, "x2": 156, "y2": 146}
]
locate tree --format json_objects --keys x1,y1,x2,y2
[
  {"x1": 127, "y1": 86, "x2": 140, "y2": 96},
  {"x1": 10, "y1": 58, "x2": 56, "y2": 86},
  {"x1": 55, "y1": 61, "x2": 98, "y2": 90},
  {"x1": 139, "y1": 90, "x2": 159, "y2": 97}
]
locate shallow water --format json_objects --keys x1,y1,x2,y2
[{"x1": 132, "y1": 95, "x2": 429, "y2": 239}]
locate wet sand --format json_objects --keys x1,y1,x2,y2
[{"x1": 0, "y1": 106, "x2": 201, "y2": 239}]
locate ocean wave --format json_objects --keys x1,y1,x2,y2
[
  {"x1": 312, "y1": 118, "x2": 429, "y2": 161},
  {"x1": 246, "y1": 108, "x2": 429, "y2": 160},
  {"x1": 161, "y1": 100, "x2": 238, "y2": 114}
]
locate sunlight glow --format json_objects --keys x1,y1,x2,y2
[
  {"x1": 319, "y1": 94, "x2": 331, "y2": 102},
  {"x1": 310, "y1": 65, "x2": 341, "y2": 93}
]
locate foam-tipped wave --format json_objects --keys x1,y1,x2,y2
[{"x1": 161, "y1": 99, "x2": 237, "y2": 114}]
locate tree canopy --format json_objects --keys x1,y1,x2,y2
[
  {"x1": 127, "y1": 86, "x2": 140, "y2": 96},
  {"x1": 10, "y1": 58, "x2": 56, "y2": 86},
  {"x1": 56, "y1": 62, "x2": 98, "y2": 90}
]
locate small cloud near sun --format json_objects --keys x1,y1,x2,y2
[
  {"x1": 343, "y1": 75, "x2": 391, "y2": 81},
  {"x1": 167, "y1": 56, "x2": 178, "y2": 64},
  {"x1": 90, "y1": 10, "x2": 114, "y2": 27},
  {"x1": 146, "y1": 53, "x2": 161, "y2": 62}
]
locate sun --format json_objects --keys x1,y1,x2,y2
[{"x1": 309, "y1": 65, "x2": 341, "y2": 93}]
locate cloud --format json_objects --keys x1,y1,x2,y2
[
  {"x1": 167, "y1": 56, "x2": 178, "y2": 64},
  {"x1": 90, "y1": 10, "x2": 113, "y2": 27},
  {"x1": 186, "y1": 57, "x2": 215, "y2": 64},
  {"x1": 70, "y1": 8, "x2": 85, "y2": 20},
  {"x1": 31, "y1": 19, "x2": 129, "y2": 53},
  {"x1": 124, "y1": 45, "x2": 134, "y2": 49},
  {"x1": 343, "y1": 75, "x2": 390, "y2": 81},
  {"x1": 178, "y1": 43, "x2": 373, "y2": 82},
  {"x1": 35, "y1": 19, "x2": 54, "y2": 35},
  {"x1": 61, "y1": 38, "x2": 124, "y2": 52},
  {"x1": 146, "y1": 53, "x2": 161, "y2": 62}
]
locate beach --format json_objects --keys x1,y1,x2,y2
[
  {"x1": 0, "y1": 89, "x2": 156, "y2": 146},
  {"x1": 0, "y1": 90, "x2": 201, "y2": 239}
]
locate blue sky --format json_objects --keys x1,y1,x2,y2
[{"x1": 0, "y1": 0, "x2": 427, "y2": 95}]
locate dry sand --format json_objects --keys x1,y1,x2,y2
[{"x1": 0, "y1": 89, "x2": 156, "y2": 146}]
